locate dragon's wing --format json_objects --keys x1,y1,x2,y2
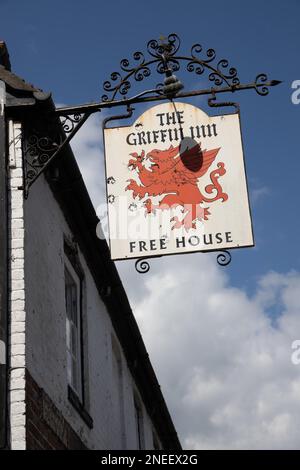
[{"x1": 178, "y1": 143, "x2": 220, "y2": 177}]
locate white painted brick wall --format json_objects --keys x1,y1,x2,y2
[
  {"x1": 25, "y1": 175, "x2": 158, "y2": 450},
  {"x1": 6, "y1": 119, "x2": 163, "y2": 449},
  {"x1": 8, "y1": 121, "x2": 26, "y2": 450}
]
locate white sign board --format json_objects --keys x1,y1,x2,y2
[{"x1": 104, "y1": 102, "x2": 253, "y2": 260}]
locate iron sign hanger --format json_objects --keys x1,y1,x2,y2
[{"x1": 23, "y1": 33, "x2": 281, "y2": 272}]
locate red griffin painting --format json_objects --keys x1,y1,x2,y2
[{"x1": 125, "y1": 142, "x2": 229, "y2": 231}]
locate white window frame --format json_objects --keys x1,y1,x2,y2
[{"x1": 64, "y1": 255, "x2": 83, "y2": 402}]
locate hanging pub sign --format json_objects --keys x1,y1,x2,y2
[{"x1": 103, "y1": 101, "x2": 253, "y2": 261}]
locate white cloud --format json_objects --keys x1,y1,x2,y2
[
  {"x1": 118, "y1": 256, "x2": 300, "y2": 450},
  {"x1": 250, "y1": 186, "x2": 270, "y2": 204},
  {"x1": 70, "y1": 113, "x2": 300, "y2": 450}
]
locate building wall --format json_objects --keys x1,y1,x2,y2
[
  {"x1": 26, "y1": 370, "x2": 87, "y2": 450},
  {"x1": 8, "y1": 120, "x2": 26, "y2": 450},
  {"x1": 23, "y1": 173, "x2": 157, "y2": 450}
]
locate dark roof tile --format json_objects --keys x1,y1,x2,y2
[
  {"x1": 0, "y1": 65, "x2": 40, "y2": 93},
  {"x1": 0, "y1": 41, "x2": 11, "y2": 71}
]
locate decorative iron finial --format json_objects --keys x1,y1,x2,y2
[
  {"x1": 158, "y1": 34, "x2": 174, "y2": 56},
  {"x1": 159, "y1": 34, "x2": 167, "y2": 44}
]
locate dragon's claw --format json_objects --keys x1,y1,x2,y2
[
  {"x1": 203, "y1": 207, "x2": 210, "y2": 220},
  {"x1": 171, "y1": 216, "x2": 183, "y2": 230},
  {"x1": 144, "y1": 198, "x2": 156, "y2": 214}
]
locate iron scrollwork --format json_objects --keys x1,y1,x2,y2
[
  {"x1": 23, "y1": 115, "x2": 63, "y2": 190},
  {"x1": 102, "y1": 33, "x2": 241, "y2": 102},
  {"x1": 135, "y1": 259, "x2": 151, "y2": 274},
  {"x1": 60, "y1": 113, "x2": 84, "y2": 133},
  {"x1": 186, "y1": 44, "x2": 239, "y2": 87},
  {"x1": 22, "y1": 33, "x2": 281, "y2": 274},
  {"x1": 216, "y1": 250, "x2": 232, "y2": 266},
  {"x1": 23, "y1": 111, "x2": 90, "y2": 196},
  {"x1": 100, "y1": 33, "x2": 281, "y2": 104},
  {"x1": 25, "y1": 134, "x2": 60, "y2": 183},
  {"x1": 254, "y1": 73, "x2": 272, "y2": 96}
]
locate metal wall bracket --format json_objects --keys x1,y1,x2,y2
[
  {"x1": 134, "y1": 250, "x2": 232, "y2": 274},
  {"x1": 55, "y1": 33, "x2": 281, "y2": 117},
  {"x1": 23, "y1": 33, "x2": 280, "y2": 198},
  {"x1": 208, "y1": 92, "x2": 240, "y2": 113},
  {"x1": 21, "y1": 33, "x2": 281, "y2": 271},
  {"x1": 23, "y1": 111, "x2": 94, "y2": 197}
]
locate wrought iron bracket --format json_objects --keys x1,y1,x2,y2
[
  {"x1": 208, "y1": 91, "x2": 240, "y2": 113},
  {"x1": 22, "y1": 33, "x2": 280, "y2": 198},
  {"x1": 102, "y1": 104, "x2": 134, "y2": 130},
  {"x1": 134, "y1": 250, "x2": 232, "y2": 273},
  {"x1": 55, "y1": 33, "x2": 281, "y2": 117},
  {"x1": 55, "y1": 78, "x2": 281, "y2": 117},
  {"x1": 21, "y1": 33, "x2": 280, "y2": 271},
  {"x1": 23, "y1": 110, "x2": 95, "y2": 198},
  {"x1": 99, "y1": 33, "x2": 280, "y2": 102}
]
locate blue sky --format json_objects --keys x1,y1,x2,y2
[
  {"x1": 2, "y1": 0, "x2": 299, "y2": 293},
  {"x1": 2, "y1": 0, "x2": 300, "y2": 449}
]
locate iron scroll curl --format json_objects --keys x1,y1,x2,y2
[
  {"x1": 216, "y1": 250, "x2": 232, "y2": 266},
  {"x1": 102, "y1": 33, "x2": 242, "y2": 102},
  {"x1": 133, "y1": 250, "x2": 232, "y2": 273},
  {"x1": 135, "y1": 259, "x2": 150, "y2": 274}
]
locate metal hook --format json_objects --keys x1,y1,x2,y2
[
  {"x1": 102, "y1": 104, "x2": 134, "y2": 130},
  {"x1": 208, "y1": 90, "x2": 240, "y2": 113}
]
